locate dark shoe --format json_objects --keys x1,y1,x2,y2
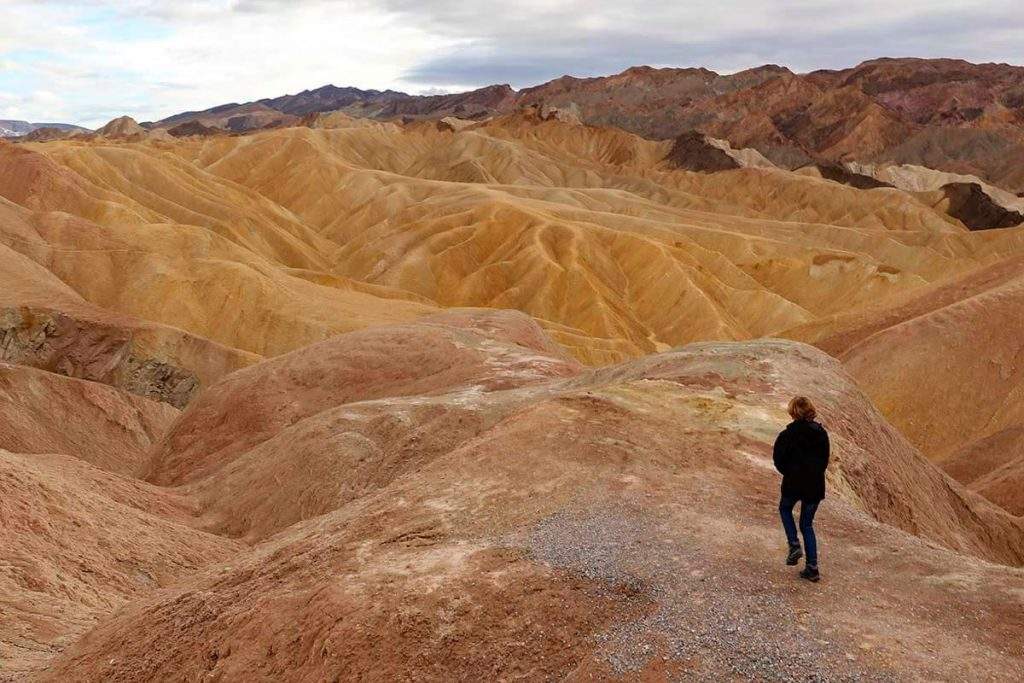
[
  {"x1": 786, "y1": 545, "x2": 803, "y2": 566},
  {"x1": 800, "y1": 565, "x2": 820, "y2": 582}
]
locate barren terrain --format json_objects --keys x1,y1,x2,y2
[{"x1": 2, "y1": 61, "x2": 1023, "y2": 680}]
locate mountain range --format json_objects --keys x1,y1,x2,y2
[{"x1": 146, "y1": 57, "x2": 1024, "y2": 193}]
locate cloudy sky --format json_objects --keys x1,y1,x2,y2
[{"x1": 2, "y1": 0, "x2": 1022, "y2": 128}]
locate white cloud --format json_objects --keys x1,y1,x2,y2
[
  {"x1": 0, "y1": 90, "x2": 73, "y2": 123},
  {"x1": 1, "y1": 0, "x2": 455, "y2": 126},
  {"x1": 1, "y1": 0, "x2": 1022, "y2": 127},
  {"x1": 383, "y1": 0, "x2": 1024, "y2": 83}
]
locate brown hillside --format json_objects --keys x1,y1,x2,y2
[{"x1": 38, "y1": 313, "x2": 1024, "y2": 681}]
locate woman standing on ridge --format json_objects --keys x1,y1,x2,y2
[{"x1": 773, "y1": 396, "x2": 830, "y2": 582}]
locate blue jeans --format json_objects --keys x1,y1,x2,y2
[{"x1": 780, "y1": 496, "x2": 819, "y2": 565}]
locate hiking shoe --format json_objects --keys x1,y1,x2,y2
[
  {"x1": 800, "y1": 565, "x2": 821, "y2": 582},
  {"x1": 786, "y1": 545, "x2": 803, "y2": 566}
]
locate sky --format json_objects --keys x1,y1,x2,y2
[{"x1": 1, "y1": 0, "x2": 1022, "y2": 128}]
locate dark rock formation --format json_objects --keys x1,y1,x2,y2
[
  {"x1": 941, "y1": 182, "x2": 1024, "y2": 230},
  {"x1": 814, "y1": 163, "x2": 894, "y2": 189},
  {"x1": 21, "y1": 127, "x2": 75, "y2": 142},
  {"x1": 664, "y1": 131, "x2": 741, "y2": 172}
]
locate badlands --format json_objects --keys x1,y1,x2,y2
[{"x1": 2, "y1": 58, "x2": 1024, "y2": 681}]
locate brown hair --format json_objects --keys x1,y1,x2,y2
[{"x1": 788, "y1": 396, "x2": 817, "y2": 421}]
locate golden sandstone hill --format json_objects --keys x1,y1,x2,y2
[
  {"x1": 1, "y1": 96, "x2": 1024, "y2": 680},
  {"x1": 5, "y1": 114, "x2": 1023, "y2": 364}
]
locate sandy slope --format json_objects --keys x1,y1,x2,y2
[
  {"x1": 0, "y1": 449, "x2": 241, "y2": 678},
  {"x1": 0, "y1": 150, "x2": 436, "y2": 359},
  {"x1": 788, "y1": 254, "x2": 1024, "y2": 515},
  {"x1": 0, "y1": 364, "x2": 177, "y2": 474}
]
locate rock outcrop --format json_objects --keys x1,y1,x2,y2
[
  {"x1": 225, "y1": 111, "x2": 299, "y2": 132},
  {"x1": 0, "y1": 306, "x2": 203, "y2": 408},
  {"x1": 436, "y1": 116, "x2": 478, "y2": 132},
  {"x1": 664, "y1": 131, "x2": 775, "y2": 171},
  {"x1": 96, "y1": 116, "x2": 147, "y2": 139},
  {"x1": 21, "y1": 127, "x2": 77, "y2": 142},
  {"x1": 538, "y1": 103, "x2": 582, "y2": 125},
  {"x1": 802, "y1": 162, "x2": 894, "y2": 189}
]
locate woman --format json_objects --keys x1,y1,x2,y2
[{"x1": 772, "y1": 396, "x2": 830, "y2": 582}]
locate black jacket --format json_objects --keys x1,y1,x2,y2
[{"x1": 773, "y1": 419, "x2": 830, "y2": 502}]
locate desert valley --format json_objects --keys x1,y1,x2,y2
[{"x1": 2, "y1": 55, "x2": 1024, "y2": 680}]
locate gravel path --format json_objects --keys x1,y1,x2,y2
[{"x1": 527, "y1": 505, "x2": 896, "y2": 681}]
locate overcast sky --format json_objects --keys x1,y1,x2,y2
[{"x1": 2, "y1": 0, "x2": 1022, "y2": 128}]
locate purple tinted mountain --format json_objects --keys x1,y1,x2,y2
[{"x1": 258, "y1": 84, "x2": 409, "y2": 115}]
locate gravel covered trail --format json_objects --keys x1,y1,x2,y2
[{"x1": 529, "y1": 504, "x2": 897, "y2": 681}]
